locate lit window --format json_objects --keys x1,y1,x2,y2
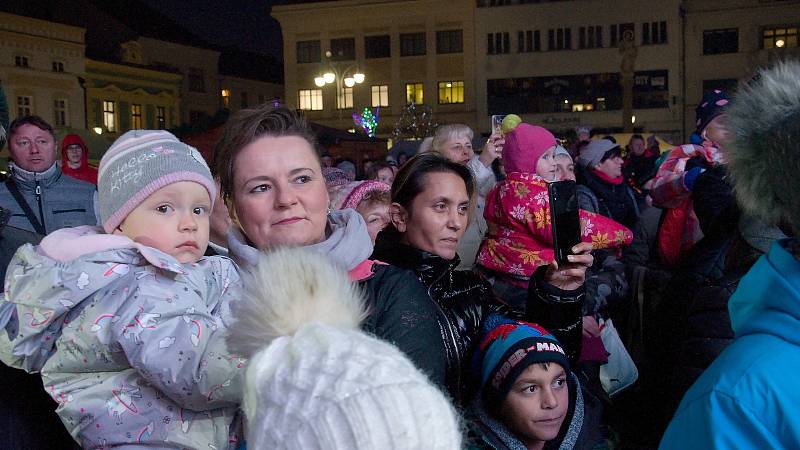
[
  {"x1": 17, "y1": 96, "x2": 33, "y2": 117},
  {"x1": 15, "y1": 56, "x2": 29, "y2": 68},
  {"x1": 299, "y1": 89, "x2": 323, "y2": 111},
  {"x1": 103, "y1": 100, "x2": 116, "y2": 132},
  {"x1": 52, "y1": 61, "x2": 65, "y2": 72},
  {"x1": 221, "y1": 89, "x2": 231, "y2": 108},
  {"x1": 156, "y1": 106, "x2": 166, "y2": 129},
  {"x1": 337, "y1": 86, "x2": 353, "y2": 109},
  {"x1": 54, "y1": 99, "x2": 68, "y2": 126},
  {"x1": 131, "y1": 104, "x2": 143, "y2": 129},
  {"x1": 763, "y1": 26, "x2": 798, "y2": 49},
  {"x1": 405, "y1": 83, "x2": 424, "y2": 104},
  {"x1": 371, "y1": 85, "x2": 389, "y2": 107},
  {"x1": 438, "y1": 81, "x2": 464, "y2": 104}
]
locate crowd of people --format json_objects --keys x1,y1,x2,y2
[{"x1": 0, "y1": 59, "x2": 797, "y2": 449}]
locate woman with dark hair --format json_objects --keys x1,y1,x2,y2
[
  {"x1": 372, "y1": 152, "x2": 594, "y2": 404},
  {"x1": 212, "y1": 106, "x2": 446, "y2": 386}
]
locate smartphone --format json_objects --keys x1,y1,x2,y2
[
  {"x1": 548, "y1": 180, "x2": 582, "y2": 266},
  {"x1": 491, "y1": 114, "x2": 506, "y2": 135}
]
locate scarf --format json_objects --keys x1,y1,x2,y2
[{"x1": 227, "y1": 208, "x2": 373, "y2": 272}]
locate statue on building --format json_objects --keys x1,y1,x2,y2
[{"x1": 619, "y1": 29, "x2": 637, "y2": 132}]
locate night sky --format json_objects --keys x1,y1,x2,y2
[{"x1": 139, "y1": 0, "x2": 285, "y2": 60}]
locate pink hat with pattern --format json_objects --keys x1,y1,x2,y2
[{"x1": 502, "y1": 123, "x2": 557, "y2": 174}]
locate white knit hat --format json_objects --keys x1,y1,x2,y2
[{"x1": 227, "y1": 247, "x2": 462, "y2": 450}]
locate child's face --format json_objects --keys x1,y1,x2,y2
[
  {"x1": 536, "y1": 146, "x2": 558, "y2": 181},
  {"x1": 500, "y1": 363, "x2": 569, "y2": 446},
  {"x1": 115, "y1": 181, "x2": 211, "y2": 263}
]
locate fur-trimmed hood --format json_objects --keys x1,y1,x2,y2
[{"x1": 727, "y1": 59, "x2": 800, "y2": 234}]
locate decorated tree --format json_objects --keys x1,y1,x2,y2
[{"x1": 392, "y1": 102, "x2": 438, "y2": 141}]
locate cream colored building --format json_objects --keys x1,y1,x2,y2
[
  {"x1": 0, "y1": 12, "x2": 86, "y2": 130},
  {"x1": 135, "y1": 37, "x2": 222, "y2": 125},
  {"x1": 475, "y1": 0, "x2": 683, "y2": 141},
  {"x1": 84, "y1": 57, "x2": 182, "y2": 136},
  {"x1": 220, "y1": 75, "x2": 284, "y2": 112},
  {"x1": 273, "y1": 0, "x2": 477, "y2": 134},
  {"x1": 683, "y1": 0, "x2": 800, "y2": 137}
]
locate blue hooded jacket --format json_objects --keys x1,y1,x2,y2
[{"x1": 660, "y1": 239, "x2": 800, "y2": 449}]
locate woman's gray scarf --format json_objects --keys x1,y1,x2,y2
[{"x1": 227, "y1": 208, "x2": 373, "y2": 271}]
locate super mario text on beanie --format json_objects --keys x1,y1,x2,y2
[{"x1": 98, "y1": 130, "x2": 216, "y2": 233}]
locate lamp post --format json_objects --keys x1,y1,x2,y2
[{"x1": 313, "y1": 51, "x2": 365, "y2": 121}]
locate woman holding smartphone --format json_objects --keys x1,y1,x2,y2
[{"x1": 372, "y1": 152, "x2": 594, "y2": 404}]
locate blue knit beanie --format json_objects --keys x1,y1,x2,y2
[{"x1": 473, "y1": 314, "x2": 569, "y2": 411}]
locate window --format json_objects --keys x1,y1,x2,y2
[
  {"x1": 610, "y1": 23, "x2": 635, "y2": 47},
  {"x1": 763, "y1": 26, "x2": 798, "y2": 49},
  {"x1": 221, "y1": 89, "x2": 231, "y2": 108},
  {"x1": 400, "y1": 32, "x2": 426, "y2": 56},
  {"x1": 487, "y1": 32, "x2": 510, "y2": 54},
  {"x1": 436, "y1": 30, "x2": 463, "y2": 54},
  {"x1": 438, "y1": 81, "x2": 464, "y2": 104},
  {"x1": 130, "y1": 104, "x2": 143, "y2": 129},
  {"x1": 330, "y1": 38, "x2": 356, "y2": 61},
  {"x1": 297, "y1": 40, "x2": 321, "y2": 63},
  {"x1": 703, "y1": 28, "x2": 739, "y2": 54},
  {"x1": 406, "y1": 83, "x2": 424, "y2": 104},
  {"x1": 518, "y1": 30, "x2": 541, "y2": 52},
  {"x1": 188, "y1": 68, "x2": 205, "y2": 93},
  {"x1": 15, "y1": 56, "x2": 29, "y2": 68},
  {"x1": 548, "y1": 28, "x2": 572, "y2": 51},
  {"x1": 156, "y1": 106, "x2": 166, "y2": 129},
  {"x1": 53, "y1": 99, "x2": 67, "y2": 126},
  {"x1": 189, "y1": 110, "x2": 205, "y2": 123},
  {"x1": 365, "y1": 35, "x2": 391, "y2": 58},
  {"x1": 579, "y1": 26, "x2": 603, "y2": 49},
  {"x1": 371, "y1": 85, "x2": 389, "y2": 107},
  {"x1": 241, "y1": 92, "x2": 248, "y2": 108},
  {"x1": 298, "y1": 89, "x2": 323, "y2": 111},
  {"x1": 16, "y1": 96, "x2": 32, "y2": 117},
  {"x1": 337, "y1": 87, "x2": 354, "y2": 109},
  {"x1": 52, "y1": 61, "x2": 65, "y2": 72},
  {"x1": 642, "y1": 21, "x2": 668, "y2": 45},
  {"x1": 103, "y1": 100, "x2": 116, "y2": 132}
]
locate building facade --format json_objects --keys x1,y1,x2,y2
[
  {"x1": 276, "y1": 0, "x2": 799, "y2": 142},
  {"x1": 0, "y1": 12, "x2": 86, "y2": 130},
  {"x1": 273, "y1": 0, "x2": 478, "y2": 134},
  {"x1": 475, "y1": 0, "x2": 683, "y2": 140},
  {"x1": 220, "y1": 75, "x2": 284, "y2": 112},
  {"x1": 683, "y1": 0, "x2": 800, "y2": 137},
  {"x1": 84, "y1": 57, "x2": 182, "y2": 135}
]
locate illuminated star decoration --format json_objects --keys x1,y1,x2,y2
[{"x1": 353, "y1": 107, "x2": 380, "y2": 137}]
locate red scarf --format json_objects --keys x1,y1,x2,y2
[{"x1": 593, "y1": 169, "x2": 623, "y2": 185}]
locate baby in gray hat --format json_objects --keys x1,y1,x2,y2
[{"x1": 0, "y1": 130, "x2": 245, "y2": 449}]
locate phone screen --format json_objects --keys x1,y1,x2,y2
[
  {"x1": 548, "y1": 181, "x2": 582, "y2": 266},
  {"x1": 491, "y1": 115, "x2": 506, "y2": 135}
]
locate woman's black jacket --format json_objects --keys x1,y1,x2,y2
[{"x1": 373, "y1": 230, "x2": 584, "y2": 404}]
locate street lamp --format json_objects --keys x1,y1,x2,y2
[{"x1": 313, "y1": 50, "x2": 365, "y2": 112}]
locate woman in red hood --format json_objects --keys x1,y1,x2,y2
[{"x1": 61, "y1": 134, "x2": 98, "y2": 184}]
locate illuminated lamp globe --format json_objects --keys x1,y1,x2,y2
[
  {"x1": 323, "y1": 72, "x2": 335, "y2": 84},
  {"x1": 353, "y1": 73, "x2": 365, "y2": 84},
  {"x1": 344, "y1": 77, "x2": 356, "y2": 88},
  {"x1": 776, "y1": 39, "x2": 785, "y2": 48},
  {"x1": 314, "y1": 77, "x2": 326, "y2": 87}
]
